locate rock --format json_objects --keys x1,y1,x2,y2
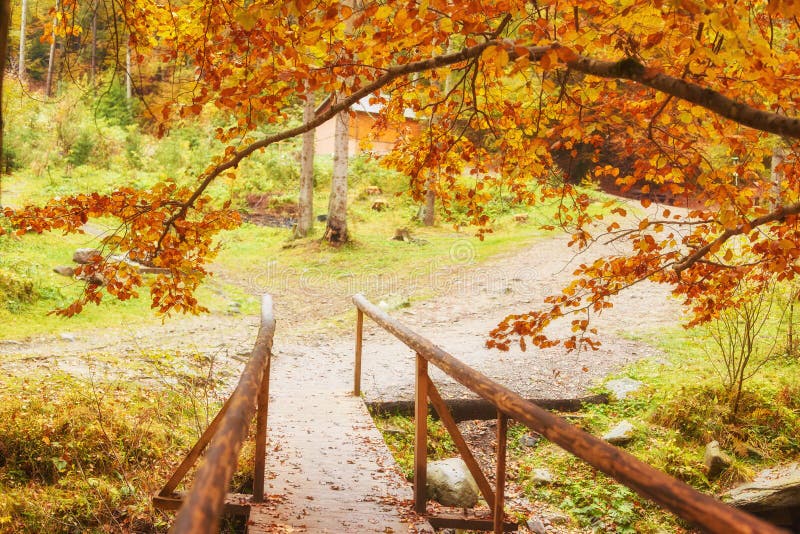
[
  {"x1": 519, "y1": 432, "x2": 540, "y2": 447},
  {"x1": 603, "y1": 420, "x2": 635, "y2": 445},
  {"x1": 605, "y1": 377, "x2": 644, "y2": 400},
  {"x1": 371, "y1": 198, "x2": 389, "y2": 211},
  {"x1": 531, "y1": 468, "x2": 554, "y2": 486},
  {"x1": 73, "y1": 248, "x2": 102, "y2": 264},
  {"x1": 391, "y1": 228, "x2": 412, "y2": 241},
  {"x1": 725, "y1": 463, "x2": 800, "y2": 513},
  {"x1": 316, "y1": 214, "x2": 328, "y2": 222},
  {"x1": 53, "y1": 265, "x2": 75, "y2": 277},
  {"x1": 526, "y1": 517, "x2": 546, "y2": 534},
  {"x1": 426, "y1": 458, "x2": 479, "y2": 508},
  {"x1": 60, "y1": 332, "x2": 76, "y2": 342},
  {"x1": 704, "y1": 441, "x2": 732, "y2": 478},
  {"x1": 545, "y1": 512, "x2": 570, "y2": 526}
]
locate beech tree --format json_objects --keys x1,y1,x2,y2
[
  {"x1": 295, "y1": 93, "x2": 316, "y2": 238},
  {"x1": 4, "y1": 0, "x2": 800, "y2": 351}
]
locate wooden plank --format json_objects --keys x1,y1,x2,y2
[
  {"x1": 252, "y1": 356, "x2": 271, "y2": 503},
  {"x1": 251, "y1": 391, "x2": 433, "y2": 533},
  {"x1": 494, "y1": 412, "x2": 508, "y2": 534},
  {"x1": 426, "y1": 512, "x2": 516, "y2": 531},
  {"x1": 414, "y1": 353, "x2": 429, "y2": 515},
  {"x1": 426, "y1": 377, "x2": 495, "y2": 506},
  {"x1": 354, "y1": 309, "x2": 363, "y2": 396},
  {"x1": 353, "y1": 293, "x2": 788, "y2": 534}
]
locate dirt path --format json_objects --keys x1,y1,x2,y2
[{"x1": 1, "y1": 206, "x2": 683, "y2": 401}]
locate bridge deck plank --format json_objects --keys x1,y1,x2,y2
[{"x1": 246, "y1": 391, "x2": 432, "y2": 533}]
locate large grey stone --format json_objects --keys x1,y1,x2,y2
[
  {"x1": 704, "y1": 441, "x2": 732, "y2": 478},
  {"x1": 725, "y1": 463, "x2": 800, "y2": 512},
  {"x1": 603, "y1": 420, "x2": 635, "y2": 445},
  {"x1": 531, "y1": 468, "x2": 554, "y2": 486},
  {"x1": 426, "y1": 458, "x2": 480, "y2": 508},
  {"x1": 73, "y1": 248, "x2": 102, "y2": 264},
  {"x1": 605, "y1": 377, "x2": 644, "y2": 400},
  {"x1": 526, "y1": 517, "x2": 546, "y2": 534}
]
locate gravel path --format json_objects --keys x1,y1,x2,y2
[{"x1": 1, "y1": 207, "x2": 683, "y2": 402}]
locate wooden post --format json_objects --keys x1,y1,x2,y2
[
  {"x1": 252, "y1": 355, "x2": 271, "y2": 502},
  {"x1": 354, "y1": 309, "x2": 363, "y2": 396},
  {"x1": 493, "y1": 412, "x2": 508, "y2": 534},
  {"x1": 414, "y1": 353, "x2": 428, "y2": 514}
]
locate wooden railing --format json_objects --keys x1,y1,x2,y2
[
  {"x1": 153, "y1": 294, "x2": 276, "y2": 534},
  {"x1": 352, "y1": 293, "x2": 788, "y2": 534}
]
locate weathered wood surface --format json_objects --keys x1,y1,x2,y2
[
  {"x1": 169, "y1": 295, "x2": 275, "y2": 534},
  {"x1": 249, "y1": 390, "x2": 433, "y2": 533},
  {"x1": 353, "y1": 293, "x2": 789, "y2": 534}
]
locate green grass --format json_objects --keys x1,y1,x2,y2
[
  {"x1": 509, "y1": 324, "x2": 800, "y2": 533},
  {"x1": 0, "y1": 229, "x2": 259, "y2": 340}
]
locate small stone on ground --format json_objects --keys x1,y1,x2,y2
[
  {"x1": 605, "y1": 377, "x2": 644, "y2": 400},
  {"x1": 603, "y1": 420, "x2": 635, "y2": 445}
]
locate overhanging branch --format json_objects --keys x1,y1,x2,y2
[
  {"x1": 674, "y1": 202, "x2": 800, "y2": 272},
  {"x1": 159, "y1": 39, "x2": 800, "y2": 245}
]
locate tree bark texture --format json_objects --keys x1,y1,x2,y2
[
  {"x1": 125, "y1": 42, "x2": 132, "y2": 99},
  {"x1": 325, "y1": 105, "x2": 349, "y2": 244},
  {"x1": 17, "y1": 0, "x2": 26, "y2": 80},
  {"x1": 295, "y1": 95, "x2": 315, "y2": 238},
  {"x1": 0, "y1": 0, "x2": 9, "y2": 205},
  {"x1": 90, "y1": 0, "x2": 97, "y2": 89},
  {"x1": 45, "y1": 0, "x2": 59, "y2": 97}
]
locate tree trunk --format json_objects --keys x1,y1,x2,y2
[
  {"x1": 17, "y1": 0, "x2": 26, "y2": 80},
  {"x1": 45, "y1": 0, "x2": 59, "y2": 98},
  {"x1": 324, "y1": 104, "x2": 349, "y2": 244},
  {"x1": 421, "y1": 187, "x2": 436, "y2": 225},
  {"x1": 295, "y1": 94, "x2": 315, "y2": 238},
  {"x1": 324, "y1": 1, "x2": 353, "y2": 244},
  {"x1": 1, "y1": 0, "x2": 10, "y2": 206},
  {"x1": 125, "y1": 42, "x2": 132, "y2": 99},
  {"x1": 771, "y1": 145, "x2": 784, "y2": 209},
  {"x1": 90, "y1": 0, "x2": 97, "y2": 89}
]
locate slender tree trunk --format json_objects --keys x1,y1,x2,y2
[
  {"x1": 324, "y1": 2, "x2": 353, "y2": 244},
  {"x1": 325, "y1": 102, "x2": 349, "y2": 244},
  {"x1": 421, "y1": 188, "x2": 435, "y2": 225},
  {"x1": 17, "y1": 0, "x2": 26, "y2": 80},
  {"x1": 90, "y1": 0, "x2": 97, "y2": 89},
  {"x1": 295, "y1": 94, "x2": 315, "y2": 238},
  {"x1": 45, "y1": 0, "x2": 59, "y2": 98},
  {"x1": 1, "y1": 0, "x2": 10, "y2": 206},
  {"x1": 419, "y1": 44, "x2": 455, "y2": 226},
  {"x1": 771, "y1": 145, "x2": 784, "y2": 209},
  {"x1": 125, "y1": 42, "x2": 132, "y2": 99}
]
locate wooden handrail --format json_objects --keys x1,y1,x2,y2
[
  {"x1": 168, "y1": 294, "x2": 276, "y2": 534},
  {"x1": 352, "y1": 293, "x2": 788, "y2": 534}
]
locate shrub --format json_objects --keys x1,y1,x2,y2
[
  {"x1": 0, "y1": 358, "x2": 237, "y2": 533},
  {"x1": 704, "y1": 281, "x2": 787, "y2": 416}
]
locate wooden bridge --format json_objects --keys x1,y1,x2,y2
[{"x1": 153, "y1": 295, "x2": 788, "y2": 534}]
